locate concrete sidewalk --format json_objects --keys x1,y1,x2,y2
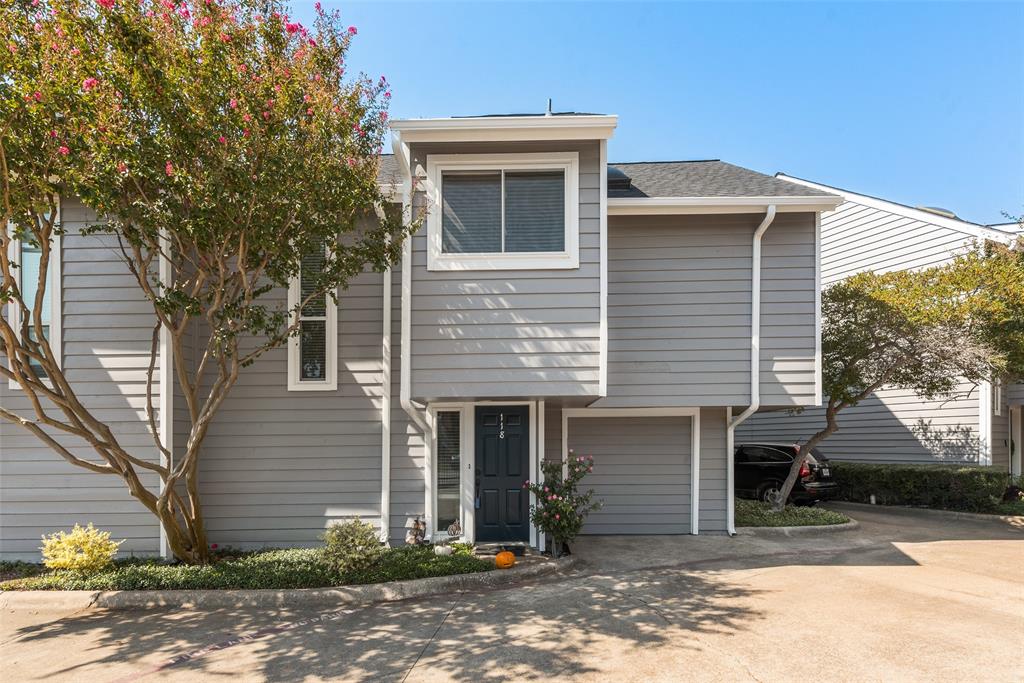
[{"x1": 2, "y1": 506, "x2": 1022, "y2": 682}]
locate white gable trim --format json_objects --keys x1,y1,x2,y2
[
  {"x1": 391, "y1": 115, "x2": 618, "y2": 143},
  {"x1": 776, "y1": 175, "x2": 1018, "y2": 243},
  {"x1": 607, "y1": 195, "x2": 841, "y2": 215}
]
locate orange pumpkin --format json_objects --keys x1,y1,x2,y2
[{"x1": 495, "y1": 550, "x2": 516, "y2": 569}]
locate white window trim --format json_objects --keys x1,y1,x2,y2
[
  {"x1": 425, "y1": 152, "x2": 580, "y2": 271},
  {"x1": 7, "y1": 226, "x2": 62, "y2": 389},
  {"x1": 426, "y1": 401, "x2": 539, "y2": 546},
  {"x1": 994, "y1": 380, "x2": 1003, "y2": 417},
  {"x1": 286, "y1": 261, "x2": 338, "y2": 392}
]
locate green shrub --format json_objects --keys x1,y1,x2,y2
[
  {"x1": 338, "y1": 546, "x2": 493, "y2": 585},
  {"x1": 832, "y1": 462, "x2": 1011, "y2": 512},
  {"x1": 40, "y1": 523, "x2": 123, "y2": 573},
  {"x1": 321, "y1": 519, "x2": 385, "y2": 573},
  {"x1": 734, "y1": 500, "x2": 849, "y2": 527},
  {"x1": 450, "y1": 542, "x2": 475, "y2": 557}
]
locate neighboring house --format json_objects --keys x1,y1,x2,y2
[
  {"x1": 738, "y1": 176, "x2": 1021, "y2": 476},
  {"x1": 1, "y1": 112, "x2": 846, "y2": 560}
]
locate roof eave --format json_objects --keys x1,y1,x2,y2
[
  {"x1": 607, "y1": 195, "x2": 843, "y2": 216},
  {"x1": 390, "y1": 115, "x2": 618, "y2": 143}
]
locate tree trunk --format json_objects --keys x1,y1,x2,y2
[
  {"x1": 771, "y1": 403, "x2": 841, "y2": 512},
  {"x1": 155, "y1": 498, "x2": 210, "y2": 564}
]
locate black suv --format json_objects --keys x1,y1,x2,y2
[{"x1": 735, "y1": 443, "x2": 837, "y2": 505}]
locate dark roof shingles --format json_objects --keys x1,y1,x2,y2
[
  {"x1": 378, "y1": 155, "x2": 835, "y2": 199},
  {"x1": 377, "y1": 154, "x2": 401, "y2": 185},
  {"x1": 608, "y1": 160, "x2": 834, "y2": 198}
]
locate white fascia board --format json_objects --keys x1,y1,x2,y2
[
  {"x1": 607, "y1": 195, "x2": 842, "y2": 215},
  {"x1": 390, "y1": 115, "x2": 618, "y2": 143},
  {"x1": 776, "y1": 174, "x2": 1019, "y2": 243}
]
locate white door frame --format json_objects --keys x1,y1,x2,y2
[
  {"x1": 1011, "y1": 405, "x2": 1022, "y2": 477},
  {"x1": 426, "y1": 401, "x2": 540, "y2": 546},
  {"x1": 561, "y1": 407, "x2": 702, "y2": 535}
]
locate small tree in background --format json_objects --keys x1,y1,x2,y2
[
  {"x1": 1, "y1": 0, "x2": 415, "y2": 562},
  {"x1": 775, "y1": 241, "x2": 1023, "y2": 512}
]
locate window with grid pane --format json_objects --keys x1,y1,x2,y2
[
  {"x1": 288, "y1": 247, "x2": 337, "y2": 391},
  {"x1": 441, "y1": 170, "x2": 565, "y2": 254}
]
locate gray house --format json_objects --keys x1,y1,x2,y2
[
  {"x1": 0, "y1": 113, "x2": 845, "y2": 559},
  {"x1": 738, "y1": 177, "x2": 1021, "y2": 475}
]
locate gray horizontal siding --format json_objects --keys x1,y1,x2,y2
[
  {"x1": 568, "y1": 416, "x2": 692, "y2": 535},
  {"x1": 0, "y1": 198, "x2": 160, "y2": 560},
  {"x1": 195, "y1": 267, "x2": 385, "y2": 550},
  {"x1": 992, "y1": 386, "x2": 1011, "y2": 471},
  {"x1": 596, "y1": 212, "x2": 816, "y2": 408},
  {"x1": 1009, "y1": 383, "x2": 1024, "y2": 405},
  {"x1": 739, "y1": 385, "x2": 983, "y2": 465},
  {"x1": 698, "y1": 407, "x2": 728, "y2": 533},
  {"x1": 819, "y1": 202, "x2": 975, "y2": 285},
  {"x1": 409, "y1": 141, "x2": 601, "y2": 400}
]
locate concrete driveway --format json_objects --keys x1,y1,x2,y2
[{"x1": 2, "y1": 505, "x2": 1022, "y2": 682}]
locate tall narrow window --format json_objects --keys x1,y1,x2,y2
[
  {"x1": 287, "y1": 248, "x2": 337, "y2": 391},
  {"x1": 435, "y1": 410, "x2": 462, "y2": 533},
  {"x1": 8, "y1": 234, "x2": 61, "y2": 385}
]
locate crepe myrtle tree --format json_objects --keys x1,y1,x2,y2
[
  {"x1": 774, "y1": 241, "x2": 1023, "y2": 512},
  {"x1": 0, "y1": 0, "x2": 416, "y2": 563}
]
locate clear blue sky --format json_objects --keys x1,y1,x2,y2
[{"x1": 295, "y1": 1, "x2": 1023, "y2": 225}]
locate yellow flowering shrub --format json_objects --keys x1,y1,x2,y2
[{"x1": 40, "y1": 523, "x2": 123, "y2": 573}]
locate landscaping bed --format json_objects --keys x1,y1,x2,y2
[
  {"x1": 735, "y1": 499, "x2": 850, "y2": 527},
  {"x1": 0, "y1": 546, "x2": 494, "y2": 591}
]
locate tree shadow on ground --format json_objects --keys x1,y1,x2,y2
[{"x1": 5, "y1": 567, "x2": 762, "y2": 682}]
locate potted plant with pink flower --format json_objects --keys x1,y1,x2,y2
[{"x1": 524, "y1": 450, "x2": 602, "y2": 557}]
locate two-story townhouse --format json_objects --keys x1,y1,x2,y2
[
  {"x1": 0, "y1": 113, "x2": 842, "y2": 560},
  {"x1": 738, "y1": 177, "x2": 1021, "y2": 477}
]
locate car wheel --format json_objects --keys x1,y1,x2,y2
[{"x1": 758, "y1": 482, "x2": 783, "y2": 505}]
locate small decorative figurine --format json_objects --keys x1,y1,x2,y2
[
  {"x1": 405, "y1": 516, "x2": 426, "y2": 546},
  {"x1": 447, "y1": 518, "x2": 462, "y2": 538}
]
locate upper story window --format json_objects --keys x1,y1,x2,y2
[
  {"x1": 425, "y1": 152, "x2": 579, "y2": 271},
  {"x1": 287, "y1": 248, "x2": 337, "y2": 391},
  {"x1": 7, "y1": 231, "x2": 62, "y2": 387}
]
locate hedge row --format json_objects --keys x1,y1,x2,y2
[{"x1": 831, "y1": 462, "x2": 1014, "y2": 512}]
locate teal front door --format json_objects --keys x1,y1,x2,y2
[{"x1": 474, "y1": 405, "x2": 530, "y2": 543}]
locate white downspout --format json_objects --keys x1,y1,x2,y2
[
  {"x1": 157, "y1": 231, "x2": 173, "y2": 559},
  {"x1": 726, "y1": 204, "x2": 776, "y2": 535},
  {"x1": 379, "y1": 214, "x2": 393, "y2": 544},
  {"x1": 393, "y1": 133, "x2": 429, "y2": 438}
]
